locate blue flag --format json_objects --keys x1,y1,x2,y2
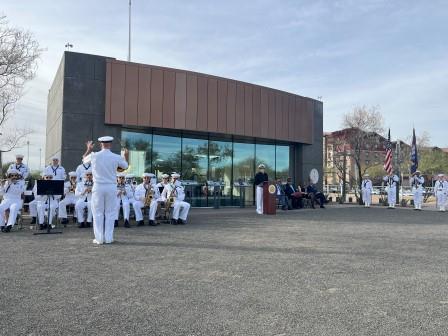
[{"x1": 410, "y1": 128, "x2": 418, "y2": 174}]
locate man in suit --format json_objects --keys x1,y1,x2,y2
[
  {"x1": 284, "y1": 177, "x2": 304, "y2": 209},
  {"x1": 306, "y1": 183, "x2": 326, "y2": 209},
  {"x1": 275, "y1": 179, "x2": 288, "y2": 210}
]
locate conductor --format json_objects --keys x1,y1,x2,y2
[{"x1": 83, "y1": 136, "x2": 129, "y2": 245}]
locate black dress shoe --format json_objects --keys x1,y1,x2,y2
[
  {"x1": 171, "y1": 219, "x2": 178, "y2": 225},
  {"x1": 1, "y1": 227, "x2": 5, "y2": 232},
  {"x1": 30, "y1": 217, "x2": 36, "y2": 224},
  {"x1": 148, "y1": 220, "x2": 156, "y2": 226},
  {"x1": 61, "y1": 218, "x2": 68, "y2": 225},
  {"x1": 137, "y1": 220, "x2": 144, "y2": 226},
  {"x1": 114, "y1": 220, "x2": 118, "y2": 227},
  {"x1": 39, "y1": 224, "x2": 44, "y2": 230},
  {"x1": 78, "y1": 222, "x2": 85, "y2": 228},
  {"x1": 85, "y1": 222, "x2": 91, "y2": 228},
  {"x1": 177, "y1": 219, "x2": 186, "y2": 225},
  {"x1": 5, "y1": 225, "x2": 12, "y2": 232},
  {"x1": 73, "y1": 217, "x2": 77, "y2": 223},
  {"x1": 320, "y1": 205, "x2": 325, "y2": 208},
  {"x1": 124, "y1": 220, "x2": 130, "y2": 228}
]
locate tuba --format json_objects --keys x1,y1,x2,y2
[{"x1": 144, "y1": 184, "x2": 154, "y2": 207}]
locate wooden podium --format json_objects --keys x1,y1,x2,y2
[{"x1": 263, "y1": 181, "x2": 277, "y2": 215}]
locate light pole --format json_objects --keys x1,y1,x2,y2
[
  {"x1": 128, "y1": 0, "x2": 132, "y2": 62},
  {"x1": 39, "y1": 148, "x2": 42, "y2": 169},
  {"x1": 26, "y1": 140, "x2": 30, "y2": 166}
]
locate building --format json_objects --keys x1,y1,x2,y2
[{"x1": 46, "y1": 52, "x2": 323, "y2": 206}]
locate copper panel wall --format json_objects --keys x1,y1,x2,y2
[{"x1": 105, "y1": 59, "x2": 316, "y2": 144}]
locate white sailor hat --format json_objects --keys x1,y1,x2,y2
[
  {"x1": 258, "y1": 164, "x2": 265, "y2": 169},
  {"x1": 68, "y1": 171, "x2": 77, "y2": 177},
  {"x1": 171, "y1": 173, "x2": 181, "y2": 178},
  {"x1": 142, "y1": 173, "x2": 155, "y2": 178},
  {"x1": 415, "y1": 170, "x2": 421, "y2": 173},
  {"x1": 15, "y1": 154, "x2": 24, "y2": 159},
  {"x1": 7, "y1": 168, "x2": 20, "y2": 175},
  {"x1": 363, "y1": 173, "x2": 370, "y2": 177},
  {"x1": 51, "y1": 156, "x2": 60, "y2": 161},
  {"x1": 125, "y1": 173, "x2": 135, "y2": 179},
  {"x1": 117, "y1": 172, "x2": 125, "y2": 177},
  {"x1": 161, "y1": 174, "x2": 169, "y2": 179},
  {"x1": 438, "y1": 174, "x2": 444, "y2": 177},
  {"x1": 84, "y1": 170, "x2": 93, "y2": 176},
  {"x1": 98, "y1": 136, "x2": 114, "y2": 143}
]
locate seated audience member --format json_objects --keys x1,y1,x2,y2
[
  {"x1": 275, "y1": 179, "x2": 287, "y2": 210},
  {"x1": 284, "y1": 177, "x2": 305, "y2": 209},
  {"x1": 306, "y1": 182, "x2": 326, "y2": 209}
]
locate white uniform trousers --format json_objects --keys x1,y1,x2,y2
[
  {"x1": 58, "y1": 195, "x2": 77, "y2": 218},
  {"x1": 143, "y1": 199, "x2": 159, "y2": 220},
  {"x1": 172, "y1": 200, "x2": 190, "y2": 221},
  {"x1": 130, "y1": 199, "x2": 143, "y2": 221},
  {"x1": 413, "y1": 187, "x2": 423, "y2": 209},
  {"x1": 387, "y1": 187, "x2": 396, "y2": 207},
  {"x1": 91, "y1": 184, "x2": 116, "y2": 244},
  {"x1": 75, "y1": 199, "x2": 92, "y2": 223},
  {"x1": 436, "y1": 191, "x2": 446, "y2": 211},
  {"x1": 256, "y1": 186, "x2": 263, "y2": 214},
  {"x1": 0, "y1": 198, "x2": 22, "y2": 227},
  {"x1": 29, "y1": 200, "x2": 37, "y2": 217},
  {"x1": 115, "y1": 198, "x2": 130, "y2": 220},
  {"x1": 362, "y1": 190, "x2": 372, "y2": 207},
  {"x1": 37, "y1": 200, "x2": 59, "y2": 225}
]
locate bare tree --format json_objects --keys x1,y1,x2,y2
[
  {"x1": 341, "y1": 105, "x2": 385, "y2": 204},
  {"x1": 0, "y1": 15, "x2": 41, "y2": 167}
]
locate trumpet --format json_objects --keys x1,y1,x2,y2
[{"x1": 84, "y1": 180, "x2": 93, "y2": 193}]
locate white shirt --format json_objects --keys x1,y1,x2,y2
[
  {"x1": 75, "y1": 181, "x2": 94, "y2": 201},
  {"x1": 135, "y1": 182, "x2": 160, "y2": 202},
  {"x1": 75, "y1": 163, "x2": 92, "y2": 182},
  {"x1": 0, "y1": 180, "x2": 25, "y2": 200},
  {"x1": 8, "y1": 163, "x2": 30, "y2": 180},
  {"x1": 83, "y1": 149, "x2": 128, "y2": 185},
  {"x1": 361, "y1": 179, "x2": 372, "y2": 191},
  {"x1": 45, "y1": 165, "x2": 66, "y2": 180}
]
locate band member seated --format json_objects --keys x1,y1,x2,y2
[
  {"x1": 8, "y1": 154, "x2": 29, "y2": 186},
  {"x1": 29, "y1": 175, "x2": 43, "y2": 224},
  {"x1": 306, "y1": 182, "x2": 326, "y2": 209},
  {"x1": 284, "y1": 177, "x2": 305, "y2": 209},
  {"x1": 74, "y1": 170, "x2": 93, "y2": 228},
  {"x1": 275, "y1": 179, "x2": 288, "y2": 210},
  {"x1": 44, "y1": 156, "x2": 66, "y2": 180},
  {"x1": 135, "y1": 173, "x2": 160, "y2": 226},
  {"x1": 161, "y1": 173, "x2": 190, "y2": 225},
  {"x1": 123, "y1": 173, "x2": 144, "y2": 227},
  {"x1": 115, "y1": 173, "x2": 131, "y2": 228},
  {"x1": 75, "y1": 161, "x2": 92, "y2": 183},
  {"x1": 58, "y1": 171, "x2": 78, "y2": 224},
  {"x1": 34, "y1": 172, "x2": 61, "y2": 230},
  {"x1": 0, "y1": 169, "x2": 25, "y2": 232}
]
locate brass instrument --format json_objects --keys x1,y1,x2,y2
[
  {"x1": 84, "y1": 180, "x2": 93, "y2": 194},
  {"x1": 69, "y1": 181, "x2": 77, "y2": 193},
  {"x1": 144, "y1": 184, "x2": 154, "y2": 207},
  {"x1": 164, "y1": 184, "x2": 177, "y2": 214}
]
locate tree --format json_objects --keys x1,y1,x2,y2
[
  {"x1": 340, "y1": 105, "x2": 385, "y2": 204},
  {"x1": 0, "y1": 15, "x2": 41, "y2": 168}
]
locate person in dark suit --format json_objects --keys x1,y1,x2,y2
[
  {"x1": 275, "y1": 179, "x2": 288, "y2": 210},
  {"x1": 306, "y1": 183, "x2": 326, "y2": 208},
  {"x1": 284, "y1": 177, "x2": 304, "y2": 209}
]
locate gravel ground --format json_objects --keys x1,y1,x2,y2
[{"x1": 1, "y1": 205, "x2": 448, "y2": 336}]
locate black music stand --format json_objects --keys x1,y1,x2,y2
[{"x1": 33, "y1": 180, "x2": 64, "y2": 235}]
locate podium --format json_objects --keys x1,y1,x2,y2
[{"x1": 263, "y1": 181, "x2": 277, "y2": 215}]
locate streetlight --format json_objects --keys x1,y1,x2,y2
[
  {"x1": 26, "y1": 140, "x2": 30, "y2": 166},
  {"x1": 39, "y1": 148, "x2": 42, "y2": 169},
  {"x1": 65, "y1": 43, "x2": 73, "y2": 50}
]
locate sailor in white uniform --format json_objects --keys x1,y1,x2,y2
[
  {"x1": 434, "y1": 174, "x2": 446, "y2": 212},
  {"x1": 115, "y1": 173, "x2": 131, "y2": 228},
  {"x1": 34, "y1": 172, "x2": 61, "y2": 230},
  {"x1": 75, "y1": 170, "x2": 94, "y2": 228},
  {"x1": 83, "y1": 136, "x2": 128, "y2": 245},
  {"x1": 75, "y1": 161, "x2": 92, "y2": 183},
  {"x1": 0, "y1": 169, "x2": 25, "y2": 232},
  {"x1": 135, "y1": 173, "x2": 160, "y2": 226},
  {"x1": 361, "y1": 173, "x2": 373, "y2": 208},
  {"x1": 8, "y1": 154, "x2": 29, "y2": 185},
  {"x1": 383, "y1": 173, "x2": 399, "y2": 209},
  {"x1": 58, "y1": 172, "x2": 78, "y2": 224},
  {"x1": 124, "y1": 173, "x2": 143, "y2": 227},
  {"x1": 45, "y1": 157, "x2": 66, "y2": 180},
  {"x1": 161, "y1": 173, "x2": 190, "y2": 225},
  {"x1": 411, "y1": 170, "x2": 424, "y2": 211}
]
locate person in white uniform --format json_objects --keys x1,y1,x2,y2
[
  {"x1": 83, "y1": 136, "x2": 128, "y2": 245},
  {"x1": 115, "y1": 173, "x2": 131, "y2": 228},
  {"x1": 361, "y1": 173, "x2": 373, "y2": 208},
  {"x1": 124, "y1": 173, "x2": 143, "y2": 226},
  {"x1": 0, "y1": 169, "x2": 25, "y2": 232},
  {"x1": 161, "y1": 173, "x2": 190, "y2": 225},
  {"x1": 45, "y1": 157, "x2": 66, "y2": 180},
  {"x1": 253, "y1": 164, "x2": 268, "y2": 214},
  {"x1": 8, "y1": 154, "x2": 29, "y2": 186},
  {"x1": 383, "y1": 173, "x2": 399, "y2": 209},
  {"x1": 135, "y1": 173, "x2": 160, "y2": 226},
  {"x1": 34, "y1": 172, "x2": 61, "y2": 230},
  {"x1": 75, "y1": 170, "x2": 94, "y2": 228},
  {"x1": 58, "y1": 172, "x2": 78, "y2": 224},
  {"x1": 75, "y1": 161, "x2": 92, "y2": 183},
  {"x1": 411, "y1": 170, "x2": 424, "y2": 211},
  {"x1": 434, "y1": 174, "x2": 446, "y2": 212}
]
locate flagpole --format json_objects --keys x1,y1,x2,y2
[{"x1": 128, "y1": 0, "x2": 132, "y2": 62}]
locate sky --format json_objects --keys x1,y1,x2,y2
[{"x1": 2, "y1": 0, "x2": 447, "y2": 171}]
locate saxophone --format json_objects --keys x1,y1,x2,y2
[
  {"x1": 144, "y1": 183, "x2": 154, "y2": 207},
  {"x1": 164, "y1": 183, "x2": 177, "y2": 212}
]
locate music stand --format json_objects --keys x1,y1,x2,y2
[{"x1": 33, "y1": 180, "x2": 64, "y2": 235}]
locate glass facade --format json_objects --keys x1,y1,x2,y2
[{"x1": 121, "y1": 130, "x2": 291, "y2": 207}]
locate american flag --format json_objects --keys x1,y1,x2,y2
[{"x1": 383, "y1": 129, "x2": 393, "y2": 174}]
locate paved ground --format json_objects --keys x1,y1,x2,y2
[{"x1": 1, "y1": 205, "x2": 448, "y2": 336}]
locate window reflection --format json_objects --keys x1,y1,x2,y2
[
  {"x1": 233, "y1": 142, "x2": 255, "y2": 206},
  {"x1": 275, "y1": 145, "x2": 290, "y2": 180},
  {"x1": 182, "y1": 137, "x2": 208, "y2": 207},
  {"x1": 152, "y1": 134, "x2": 181, "y2": 178},
  {"x1": 121, "y1": 131, "x2": 152, "y2": 177},
  {"x1": 255, "y1": 143, "x2": 275, "y2": 179},
  {"x1": 209, "y1": 140, "x2": 233, "y2": 206}
]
